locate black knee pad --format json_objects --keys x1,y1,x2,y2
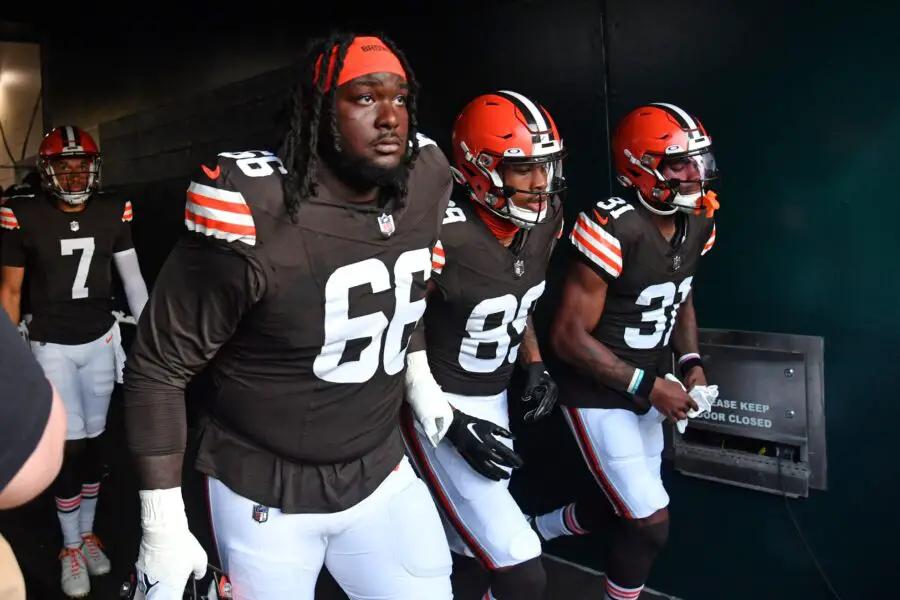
[
  {"x1": 51, "y1": 439, "x2": 87, "y2": 499},
  {"x1": 83, "y1": 433, "x2": 107, "y2": 483},
  {"x1": 606, "y1": 516, "x2": 670, "y2": 589},
  {"x1": 490, "y1": 556, "x2": 546, "y2": 600}
]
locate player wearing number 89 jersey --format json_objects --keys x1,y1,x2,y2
[
  {"x1": 532, "y1": 103, "x2": 719, "y2": 600},
  {"x1": 401, "y1": 91, "x2": 566, "y2": 600},
  {"x1": 0, "y1": 125, "x2": 150, "y2": 598}
]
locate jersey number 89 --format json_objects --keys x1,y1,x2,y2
[
  {"x1": 313, "y1": 248, "x2": 431, "y2": 384},
  {"x1": 458, "y1": 281, "x2": 546, "y2": 373}
]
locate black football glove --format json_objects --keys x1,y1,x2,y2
[
  {"x1": 521, "y1": 361, "x2": 558, "y2": 421},
  {"x1": 445, "y1": 410, "x2": 524, "y2": 482}
]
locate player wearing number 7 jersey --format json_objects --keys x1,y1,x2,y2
[
  {"x1": 531, "y1": 103, "x2": 719, "y2": 600},
  {"x1": 122, "y1": 32, "x2": 459, "y2": 600},
  {"x1": 0, "y1": 125, "x2": 149, "y2": 598},
  {"x1": 400, "y1": 91, "x2": 566, "y2": 600}
]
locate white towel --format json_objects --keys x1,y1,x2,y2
[{"x1": 663, "y1": 373, "x2": 719, "y2": 434}]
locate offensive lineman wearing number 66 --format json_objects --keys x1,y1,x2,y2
[
  {"x1": 531, "y1": 104, "x2": 720, "y2": 600},
  {"x1": 122, "y1": 32, "x2": 508, "y2": 600},
  {"x1": 1, "y1": 125, "x2": 150, "y2": 598}
]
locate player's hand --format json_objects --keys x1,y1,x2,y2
[
  {"x1": 649, "y1": 377, "x2": 698, "y2": 422},
  {"x1": 445, "y1": 410, "x2": 524, "y2": 481},
  {"x1": 134, "y1": 488, "x2": 207, "y2": 600},
  {"x1": 521, "y1": 361, "x2": 558, "y2": 421},
  {"x1": 683, "y1": 366, "x2": 707, "y2": 391}
]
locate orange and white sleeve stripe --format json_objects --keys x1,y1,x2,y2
[
  {"x1": 185, "y1": 181, "x2": 257, "y2": 246},
  {"x1": 0, "y1": 206, "x2": 19, "y2": 230},
  {"x1": 122, "y1": 200, "x2": 134, "y2": 222},
  {"x1": 569, "y1": 212, "x2": 623, "y2": 278},
  {"x1": 432, "y1": 239, "x2": 445, "y2": 275},
  {"x1": 701, "y1": 223, "x2": 716, "y2": 256}
]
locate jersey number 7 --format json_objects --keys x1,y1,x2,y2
[{"x1": 60, "y1": 237, "x2": 96, "y2": 300}]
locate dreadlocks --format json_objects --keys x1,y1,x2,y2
[{"x1": 278, "y1": 31, "x2": 421, "y2": 222}]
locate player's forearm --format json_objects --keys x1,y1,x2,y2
[
  {"x1": 672, "y1": 293, "x2": 700, "y2": 358},
  {"x1": 123, "y1": 383, "x2": 188, "y2": 489},
  {"x1": 551, "y1": 324, "x2": 636, "y2": 390},
  {"x1": 518, "y1": 315, "x2": 543, "y2": 365},
  {"x1": 0, "y1": 288, "x2": 20, "y2": 324}
]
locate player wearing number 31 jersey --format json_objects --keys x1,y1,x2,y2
[
  {"x1": 401, "y1": 91, "x2": 566, "y2": 600},
  {"x1": 123, "y1": 33, "x2": 460, "y2": 600},
  {"x1": 0, "y1": 125, "x2": 149, "y2": 598},
  {"x1": 532, "y1": 103, "x2": 719, "y2": 600}
]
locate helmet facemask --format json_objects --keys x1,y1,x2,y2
[{"x1": 39, "y1": 153, "x2": 101, "y2": 206}]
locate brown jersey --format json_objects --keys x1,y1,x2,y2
[
  {"x1": 0, "y1": 192, "x2": 134, "y2": 344},
  {"x1": 123, "y1": 137, "x2": 452, "y2": 513},
  {"x1": 424, "y1": 196, "x2": 563, "y2": 397},
  {"x1": 549, "y1": 195, "x2": 715, "y2": 413}
]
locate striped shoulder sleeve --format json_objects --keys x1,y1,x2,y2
[
  {"x1": 122, "y1": 200, "x2": 134, "y2": 222},
  {"x1": 185, "y1": 158, "x2": 257, "y2": 246},
  {"x1": 431, "y1": 239, "x2": 445, "y2": 275},
  {"x1": 0, "y1": 205, "x2": 19, "y2": 230},
  {"x1": 701, "y1": 221, "x2": 716, "y2": 256},
  {"x1": 568, "y1": 203, "x2": 626, "y2": 281}
]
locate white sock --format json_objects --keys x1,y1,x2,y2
[
  {"x1": 55, "y1": 495, "x2": 82, "y2": 548},
  {"x1": 534, "y1": 503, "x2": 588, "y2": 541},
  {"x1": 79, "y1": 482, "x2": 101, "y2": 535}
]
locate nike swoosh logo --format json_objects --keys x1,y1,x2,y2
[
  {"x1": 105, "y1": 335, "x2": 113, "y2": 344},
  {"x1": 201, "y1": 164, "x2": 221, "y2": 180},
  {"x1": 593, "y1": 209, "x2": 609, "y2": 225},
  {"x1": 466, "y1": 422, "x2": 484, "y2": 443},
  {"x1": 141, "y1": 573, "x2": 158, "y2": 592}
]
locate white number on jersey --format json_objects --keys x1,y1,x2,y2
[
  {"x1": 218, "y1": 151, "x2": 288, "y2": 178},
  {"x1": 442, "y1": 200, "x2": 466, "y2": 225},
  {"x1": 458, "y1": 281, "x2": 546, "y2": 373},
  {"x1": 624, "y1": 276, "x2": 693, "y2": 350},
  {"x1": 313, "y1": 248, "x2": 431, "y2": 384},
  {"x1": 60, "y1": 237, "x2": 96, "y2": 299},
  {"x1": 595, "y1": 197, "x2": 634, "y2": 220}
]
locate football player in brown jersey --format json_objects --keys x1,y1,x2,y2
[
  {"x1": 0, "y1": 125, "x2": 149, "y2": 598},
  {"x1": 121, "y1": 32, "x2": 510, "y2": 600},
  {"x1": 530, "y1": 103, "x2": 719, "y2": 600},
  {"x1": 401, "y1": 91, "x2": 567, "y2": 600}
]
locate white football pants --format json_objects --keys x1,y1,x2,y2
[
  {"x1": 206, "y1": 456, "x2": 453, "y2": 600},
  {"x1": 401, "y1": 390, "x2": 542, "y2": 571},
  {"x1": 31, "y1": 323, "x2": 120, "y2": 441}
]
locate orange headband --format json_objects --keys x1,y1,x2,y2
[{"x1": 313, "y1": 36, "x2": 407, "y2": 92}]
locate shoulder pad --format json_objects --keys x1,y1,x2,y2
[
  {"x1": 184, "y1": 152, "x2": 277, "y2": 247},
  {"x1": 0, "y1": 204, "x2": 20, "y2": 230}
]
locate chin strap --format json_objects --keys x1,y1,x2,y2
[{"x1": 473, "y1": 202, "x2": 519, "y2": 239}]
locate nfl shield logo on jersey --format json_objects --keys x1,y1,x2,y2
[
  {"x1": 69, "y1": 220, "x2": 80, "y2": 232},
  {"x1": 251, "y1": 504, "x2": 269, "y2": 524},
  {"x1": 672, "y1": 253, "x2": 682, "y2": 272},
  {"x1": 514, "y1": 259, "x2": 525, "y2": 278},
  {"x1": 377, "y1": 213, "x2": 395, "y2": 238}
]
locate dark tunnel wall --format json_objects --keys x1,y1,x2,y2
[
  {"x1": 38, "y1": 1, "x2": 898, "y2": 599},
  {"x1": 589, "y1": 1, "x2": 898, "y2": 599}
]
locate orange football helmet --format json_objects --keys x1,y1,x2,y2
[
  {"x1": 613, "y1": 103, "x2": 719, "y2": 216},
  {"x1": 451, "y1": 91, "x2": 567, "y2": 228},
  {"x1": 38, "y1": 125, "x2": 102, "y2": 206}
]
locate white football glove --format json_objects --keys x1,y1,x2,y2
[
  {"x1": 134, "y1": 488, "x2": 207, "y2": 600},
  {"x1": 405, "y1": 350, "x2": 454, "y2": 447}
]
